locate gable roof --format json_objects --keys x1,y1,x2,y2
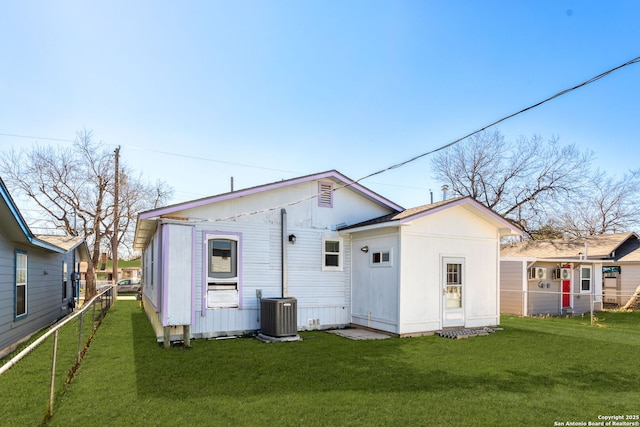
[
  {"x1": 37, "y1": 235, "x2": 91, "y2": 261},
  {"x1": 616, "y1": 236, "x2": 640, "y2": 262},
  {"x1": 134, "y1": 170, "x2": 404, "y2": 250},
  {"x1": 500, "y1": 232, "x2": 638, "y2": 260},
  {"x1": 339, "y1": 196, "x2": 522, "y2": 236},
  {"x1": 0, "y1": 177, "x2": 65, "y2": 253}
]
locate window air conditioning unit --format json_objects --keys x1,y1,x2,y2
[
  {"x1": 260, "y1": 298, "x2": 298, "y2": 337},
  {"x1": 529, "y1": 267, "x2": 547, "y2": 280},
  {"x1": 553, "y1": 267, "x2": 571, "y2": 281}
]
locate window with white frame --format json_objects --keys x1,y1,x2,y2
[
  {"x1": 15, "y1": 251, "x2": 27, "y2": 318},
  {"x1": 205, "y1": 234, "x2": 240, "y2": 308},
  {"x1": 62, "y1": 262, "x2": 68, "y2": 301},
  {"x1": 318, "y1": 181, "x2": 333, "y2": 208},
  {"x1": 371, "y1": 249, "x2": 392, "y2": 267},
  {"x1": 322, "y1": 237, "x2": 343, "y2": 271},
  {"x1": 150, "y1": 237, "x2": 155, "y2": 289},
  {"x1": 580, "y1": 266, "x2": 592, "y2": 293}
]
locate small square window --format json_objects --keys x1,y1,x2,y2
[{"x1": 371, "y1": 249, "x2": 392, "y2": 267}]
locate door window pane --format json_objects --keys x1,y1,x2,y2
[{"x1": 446, "y1": 263, "x2": 462, "y2": 308}]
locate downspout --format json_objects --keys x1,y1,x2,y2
[{"x1": 281, "y1": 209, "x2": 288, "y2": 298}]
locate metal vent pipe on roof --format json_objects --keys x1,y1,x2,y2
[{"x1": 441, "y1": 184, "x2": 449, "y2": 201}]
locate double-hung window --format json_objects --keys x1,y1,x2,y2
[
  {"x1": 205, "y1": 234, "x2": 240, "y2": 308},
  {"x1": 15, "y1": 251, "x2": 27, "y2": 318},
  {"x1": 62, "y1": 262, "x2": 68, "y2": 301},
  {"x1": 322, "y1": 237, "x2": 343, "y2": 271},
  {"x1": 580, "y1": 267, "x2": 592, "y2": 293}
]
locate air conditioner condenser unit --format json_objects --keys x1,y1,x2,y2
[{"x1": 529, "y1": 267, "x2": 547, "y2": 280}]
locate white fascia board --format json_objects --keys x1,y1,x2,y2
[
  {"x1": 501, "y1": 257, "x2": 615, "y2": 264},
  {"x1": 338, "y1": 222, "x2": 405, "y2": 235},
  {"x1": 501, "y1": 257, "x2": 538, "y2": 262}
]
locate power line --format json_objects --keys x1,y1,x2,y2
[
  {"x1": 351, "y1": 55, "x2": 640, "y2": 185},
  {"x1": 0, "y1": 132, "x2": 75, "y2": 143},
  {"x1": 196, "y1": 55, "x2": 640, "y2": 222},
  {"x1": 0, "y1": 132, "x2": 304, "y2": 176},
  {"x1": 4, "y1": 55, "x2": 640, "y2": 224},
  {"x1": 124, "y1": 145, "x2": 304, "y2": 175}
]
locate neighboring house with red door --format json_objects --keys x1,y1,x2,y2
[
  {"x1": 133, "y1": 170, "x2": 521, "y2": 343},
  {"x1": 499, "y1": 233, "x2": 640, "y2": 316}
]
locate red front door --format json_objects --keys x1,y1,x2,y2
[
  {"x1": 562, "y1": 280, "x2": 571, "y2": 307},
  {"x1": 561, "y1": 264, "x2": 571, "y2": 308}
]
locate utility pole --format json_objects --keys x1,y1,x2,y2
[{"x1": 112, "y1": 146, "x2": 120, "y2": 295}]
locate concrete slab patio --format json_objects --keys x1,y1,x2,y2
[
  {"x1": 326, "y1": 328, "x2": 392, "y2": 340},
  {"x1": 326, "y1": 326, "x2": 503, "y2": 340}
]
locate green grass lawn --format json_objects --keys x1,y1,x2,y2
[{"x1": 3, "y1": 303, "x2": 639, "y2": 426}]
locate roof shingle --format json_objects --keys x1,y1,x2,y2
[{"x1": 501, "y1": 232, "x2": 637, "y2": 259}]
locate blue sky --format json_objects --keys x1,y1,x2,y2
[{"x1": 1, "y1": 1, "x2": 639, "y2": 216}]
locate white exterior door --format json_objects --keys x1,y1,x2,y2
[{"x1": 442, "y1": 257, "x2": 465, "y2": 328}]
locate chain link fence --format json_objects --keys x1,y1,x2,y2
[
  {"x1": 501, "y1": 288, "x2": 640, "y2": 326},
  {"x1": 0, "y1": 286, "x2": 115, "y2": 424}
]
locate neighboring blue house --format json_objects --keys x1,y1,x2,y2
[{"x1": 0, "y1": 177, "x2": 90, "y2": 358}]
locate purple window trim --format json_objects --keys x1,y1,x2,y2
[
  {"x1": 318, "y1": 181, "x2": 334, "y2": 208},
  {"x1": 201, "y1": 230, "x2": 243, "y2": 313},
  {"x1": 191, "y1": 227, "x2": 197, "y2": 325}
]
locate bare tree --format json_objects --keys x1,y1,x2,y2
[
  {"x1": 431, "y1": 129, "x2": 593, "y2": 237},
  {"x1": 108, "y1": 168, "x2": 173, "y2": 256},
  {"x1": 559, "y1": 169, "x2": 640, "y2": 237},
  {"x1": 0, "y1": 129, "x2": 172, "y2": 299}
]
